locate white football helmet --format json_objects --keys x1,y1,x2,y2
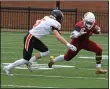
[{"x1": 83, "y1": 12, "x2": 95, "y2": 30}]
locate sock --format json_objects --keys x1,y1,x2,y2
[
  {"x1": 29, "y1": 56, "x2": 37, "y2": 63},
  {"x1": 53, "y1": 55, "x2": 64, "y2": 62},
  {"x1": 6, "y1": 58, "x2": 28, "y2": 70},
  {"x1": 96, "y1": 64, "x2": 101, "y2": 68}
]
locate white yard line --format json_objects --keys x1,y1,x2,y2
[
  {"x1": 78, "y1": 55, "x2": 108, "y2": 59},
  {"x1": 1, "y1": 62, "x2": 108, "y2": 81},
  {"x1": 1, "y1": 73, "x2": 108, "y2": 80},
  {"x1": 1, "y1": 84, "x2": 57, "y2": 88},
  {"x1": 1, "y1": 54, "x2": 108, "y2": 61},
  {"x1": 1, "y1": 63, "x2": 75, "y2": 70}
]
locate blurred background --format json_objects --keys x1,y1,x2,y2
[{"x1": 1, "y1": 1, "x2": 108, "y2": 33}]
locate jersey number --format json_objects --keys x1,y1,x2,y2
[{"x1": 33, "y1": 18, "x2": 46, "y2": 27}]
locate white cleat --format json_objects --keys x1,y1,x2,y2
[
  {"x1": 26, "y1": 62, "x2": 33, "y2": 72},
  {"x1": 3, "y1": 66, "x2": 13, "y2": 76}
]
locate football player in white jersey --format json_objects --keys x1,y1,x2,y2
[{"x1": 3, "y1": 9, "x2": 77, "y2": 76}]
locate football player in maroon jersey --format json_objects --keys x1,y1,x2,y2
[{"x1": 48, "y1": 12, "x2": 107, "y2": 74}]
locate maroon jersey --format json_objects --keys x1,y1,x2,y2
[{"x1": 74, "y1": 20, "x2": 97, "y2": 41}]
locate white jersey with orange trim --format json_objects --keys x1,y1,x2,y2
[{"x1": 29, "y1": 16, "x2": 61, "y2": 39}]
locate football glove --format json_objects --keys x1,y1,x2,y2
[
  {"x1": 66, "y1": 43, "x2": 77, "y2": 51},
  {"x1": 80, "y1": 28, "x2": 87, "y2": 35}
]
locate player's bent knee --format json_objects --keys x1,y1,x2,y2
[
  {"x1": 23, "y1": 55, "x2": 31, "y2": 61},
  {"x1": 96, "y1": 47, "x2": 102, "y2": 55},
  {"x1": 64, "y1": 56, "x2": 72, "y2": 61},
  {"x1": 40, "y1": 51, "x2": 49, "y2": 57},
  {"x1": 64, "y1": 53, "x2": 77, "y2": 61}
]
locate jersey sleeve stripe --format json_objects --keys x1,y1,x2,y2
[{"x1": 25, "y1": 34, "x2": 32, "y2": 51}]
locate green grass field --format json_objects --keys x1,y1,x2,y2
[{"x1": 1, "y1": 32, "x2": 108, "y2": 88}]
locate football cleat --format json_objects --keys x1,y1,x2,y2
[
  {"x1": 48, "y1": 56, "x2": 54, "y2": 68},
  {"x1": 96, "y1": 68, "x2": 107, "y2": 74},
  {"x1": 26, "y1": 62, "x2": 33, "y2": 72},
  {"x1": 3, "y1": 66, "x2": 13, "y2": 76}
]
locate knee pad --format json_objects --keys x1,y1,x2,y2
[{"x1": 40, "y1": 51, "x2": 49, "y2": 57}]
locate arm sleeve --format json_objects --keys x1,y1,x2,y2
[
  {"x1": 51, "y1": 20, "x2": 61, "y2": 31},
  {"x1": 51, "y1": 26, "x2": 60, "y2": 32}
]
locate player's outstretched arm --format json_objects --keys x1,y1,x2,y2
[
  {"x1": 53, "y1": 30, "x2": 77, "y2": 51},
  {"x1": 53, "y1": 30, "x2": 68, "y2": 45}
]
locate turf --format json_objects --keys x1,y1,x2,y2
[{"x1": 1, "y1": 32, "x2": 108, "y2": 88}]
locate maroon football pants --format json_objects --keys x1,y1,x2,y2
[{"x1": 64, "y1": 39, "x2": 102, "y2": 61}]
